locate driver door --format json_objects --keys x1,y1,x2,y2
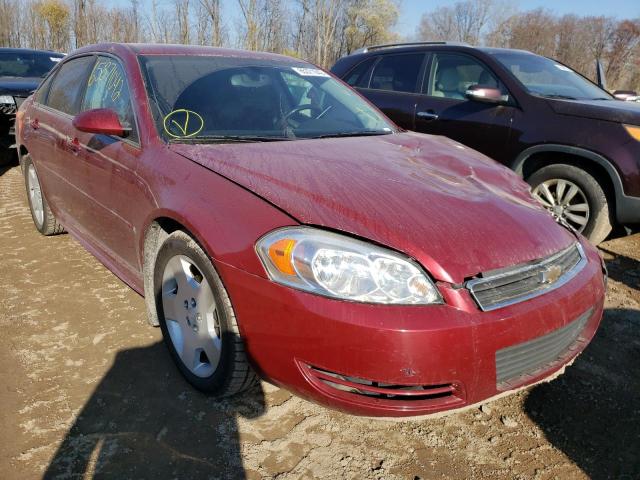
[
  {"x1": 415, "y1": 52, "x2": 515, "y2": 162},
  {"x1": 69, "y1": 55, "x2": 143, "y2": 274}
]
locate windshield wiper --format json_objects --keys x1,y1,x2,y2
[
  {"x1": 540, "y1": 94, "x2": 578, "y2": 100},
  {"x1": 168, "y1": 135, "x2": 294, "y2": 144},
  {"x1": 309, "y1": 130, "x2": 392, "y2": 139}
]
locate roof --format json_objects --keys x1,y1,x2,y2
[
  {"x1": 72, "y1": 43, "x2": 301, "y2": 64},
  {"x1": 348, "y1": 42, "x2": 535, "y2": 57},
  {"x1": 477, "y1": 47, "x2": 535, "y2": 55}
]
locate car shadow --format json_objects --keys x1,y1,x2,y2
[
  {"x1": 525, "y1": 307, "x2": 640, "y2": 479},
  {"x1": 600, "y1": 247, "x2": 640, "y2": 291},
  {"x1": 43, "y1": 341, "x2": 266, "y2": 479}
]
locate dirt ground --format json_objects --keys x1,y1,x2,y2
[{"x1": 0, "y1": 162, "x2": 638, "y2": 480}]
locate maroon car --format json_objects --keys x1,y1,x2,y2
[{"x1": 16, "y1": 43, "x2": 606, "y2": 417}]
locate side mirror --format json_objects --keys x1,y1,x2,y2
[
  {"x1": 465, "y1": 85, "x2": 504, "y2": 104},
  {"x1": 612, "y1": 90, "x2": 638, "y2": 101},
  {"x1": 72, "y1": 108, "x2": 129, "y2": 137}
]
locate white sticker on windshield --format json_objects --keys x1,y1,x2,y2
[
  {"x1": 554, "y1": 64, "x2": 572, "y2": 72},
  {"x1": 292, "y1": 67, "x2": 330, "y2": 77},
  {"x1": 50, "y1": 57, "x2": 62, "y2": 62}
]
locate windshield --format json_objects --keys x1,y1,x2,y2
[
  {"x1": 138, "y1": 55, "x2": 394, "y2": 142},
  {"x1": 491, "y1": 51, "x2": 611, "y2": 101},
  {"x1": 0, "y1": 51, "x2": 63, "y2": 78}
]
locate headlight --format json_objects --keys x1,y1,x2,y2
[
  {"x1": 0, "y1": 95, "x2": 15, "y2": 105},
  {"x1": 623, "y1": 124, "x2": 640, "y2": 142},
  {"x1": 256, "y1": 227, "x2": 442, "y2": 305}
]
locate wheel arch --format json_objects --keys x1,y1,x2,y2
[
  {"x1": 511, "y1": 145, "x2": 623, "y2": 222},
  {"x1": 141, "y1": 212, "x2": 211, "y2": 327}
]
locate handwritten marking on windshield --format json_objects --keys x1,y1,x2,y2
[{"x1": 163, "y1": 109, "x2": 204, "y2": 138}]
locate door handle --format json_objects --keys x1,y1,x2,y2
[
  {"x1": 29, "y1": 118, "x2": 39, "y2": 130},
  {"x1": 417, "y1": 111, "x2": 439, "y2": 121},
  {"x1": 66, "y1": 137, "x2": 80, "y2": 153}
]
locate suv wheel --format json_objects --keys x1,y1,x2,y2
[
  {"x1": 528, "y1": 164, "x2": 612, "y2": 244},
  {"x1": 154, "y1": 230, "x2": 257, "y2": 396}
]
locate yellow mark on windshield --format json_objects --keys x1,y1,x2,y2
[{"x1": 163, "y1": 109, "x2": 204, "y2": 138}]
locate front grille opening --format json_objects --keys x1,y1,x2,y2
[
  {"x1": 306, "y1": 365, "x2": 458, "y2": 402},
  {"x1": 467, "y1": 243, "x2": 586, "y2": 311},
  {"x1": 495, "y1": 307, "x2": 593, "y2": 390}
]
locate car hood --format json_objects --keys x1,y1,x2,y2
[
  {"x1": 547, "y1": 98, "x2": 640, "y2": 125},
  {"x1": 0, "y1": 76, "x2": 41, "y2": 96},
  {"x1": 171, "y1": 132, "x2": 575, "y2": 284}
]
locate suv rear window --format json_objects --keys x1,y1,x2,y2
[{"x1": 370, "y1": 54, "x2": 424, "y2": 93}]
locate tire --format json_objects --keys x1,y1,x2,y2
[
  {"x1": 153, "y1": 230, "x2": 257, "y2": 396},
  {"x1": 23, "y1": 154, "x2": 65, "y2": 236},
  {"x1": 527, "y1": 164, "x2": 612, "y2": 244}
]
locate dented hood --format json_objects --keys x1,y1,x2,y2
[{"x1": 171, "y1": 132, "x2": 575, "y2": 284}]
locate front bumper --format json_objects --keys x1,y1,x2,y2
[{"x1": 217, "y1": 239, "x2": 605, "y2": 417}]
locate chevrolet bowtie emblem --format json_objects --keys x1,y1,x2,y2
[{"x1": 539, "y1": 265, "x2": 562, "y2": 284}]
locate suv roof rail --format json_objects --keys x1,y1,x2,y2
[{"x1": 352, "y1": 41, "x2": 470, "y2": 55}]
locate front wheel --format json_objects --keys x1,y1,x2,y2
[
  {"x1": 528, "y1": 164, "x2": 612, "y2": 244},
  {"x1": 154, "y1": 230, "x2": 257, "y2": 396}
]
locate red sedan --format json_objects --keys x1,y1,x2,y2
[{"x1": 16, "y1": 43, "x2": 606, "y2": 417}]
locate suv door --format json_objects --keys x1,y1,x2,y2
[
  {"x1": 351, "y1": 53, "x2": 427, "y2": 130},
  {"x1": 27, "y1": 55, "x2": 96, "y2": 220},
  {"x1": 70, "y1": 55, "x2": 143, "y2": 273},
  {"x1": 415, "y1": 52, "x2": 515, "y2": 162}
]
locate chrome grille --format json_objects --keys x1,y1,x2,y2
[
  {"x1": 467, "y1": 243, "x2": 586, "y2": 311},
  {"x1": 495, "y1": 307, "x2": 593, "y2": 389}
]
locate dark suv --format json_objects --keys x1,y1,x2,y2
[
  {"x1": 331, "y1": 42, "x2": 640, "y2": 244},
  {"x1": 0, "y1": 48, "x2": 64, "y2": 166}
]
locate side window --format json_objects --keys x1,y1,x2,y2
[
  {"x1": 83, "y1": 56, "x2": 138, "y2": 142},
  {"x1": 344, "y1": 58, "x2": 375, "y2": 88},
  {"x1": 370, "y1": 54, "x2": 424, "y2": 93},
  {"x1": 45, "y1": 56, "x2": 95, "y2": 115},
  {"x1": 34, "y1": 71, "x2": 56, "y2": 104},
  {"x1": 427, "y1": 53, "x2": 508, "y2": 101}
]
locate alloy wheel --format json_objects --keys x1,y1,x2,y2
[
  {"x1": 532, "y1": 178, "x2": 589, "y2": 232},
  {"x1": 27, "y1": 163, "x2": 44, "y2": 228},
  {"x1": 161, "y1": 255, "x2": 222, "y2": 378}
]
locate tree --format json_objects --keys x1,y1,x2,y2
[
  {"x1": 198, "y1": 0, "x2": 225, "y2": 46},
  {"x1": 341, "y1": 0, "x2": 399, "y2": 54},
  {"x1": 418, "y1": 0, "x2": 493, "y2": 44},
  {"x1": 35, "y1": 0, "x2": 71, "y2": 51}
]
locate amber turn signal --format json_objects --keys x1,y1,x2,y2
[
  {"x1": 268, "y1": 238, "x2": 297, "y2": 275},
  {"x1": 623, "y1": 124, "x2": 640, "y2": 142}
]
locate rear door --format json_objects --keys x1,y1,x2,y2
[
  {"x1": 25, "y1": 55, "x2": 96, "y2": 220},
  {"x1": 350, "y1": 53, "x2": 427, "y2": 130},
  {"x1": 414, "y1": 52, "x2": 515, "y2": 162}
]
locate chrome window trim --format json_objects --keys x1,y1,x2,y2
[{"x1": 467, "y1": 242, "x2": 587, "y2": 312}]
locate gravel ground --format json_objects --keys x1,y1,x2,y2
[{"x1": 1, "y1": 163, "x2": 638, "y2": 480}]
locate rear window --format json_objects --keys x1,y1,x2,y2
[
  {"x1": 46, "y1": 56, "x2": 96, "y2": 115},
  {"x1": 370, "y1": 54, "x2": 424, "y2": 93},
  {"x1": 0, "y1": 51, "x2": 63, "y2": 78}
]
